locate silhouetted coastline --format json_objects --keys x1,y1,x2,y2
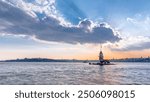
[
  {"x1": 0, "y1": 57, "x2": 150, "y2": 62},
  {"x1": 111, "y1": 57, "x2": 150, "y2": 62},
  {"x1": 0, "y1": 58, "x2": 82, "y2": 62}
]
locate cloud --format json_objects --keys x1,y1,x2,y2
[
  {"x1": 115, "y1": 14, "x2": 150, "y2": 37},
  {"x1": 108, "y1": 36, "x2": 150, "y2": 51},
  {"x1": 126, "y1": 15, "x2": 150, "y2": 37},
  {"x1": 108, "y1": 13, "x2": 150, "y2": 51},
  {"x1": 0, "y1": 0, "x2": 121, "y2": 44},
  {"x1": 56, "y1": 0, "x2": 87, "y2": 24}
]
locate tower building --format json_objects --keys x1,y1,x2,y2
[{"x1": 99, "y1": 45, "x2": 104, "y2": 62}]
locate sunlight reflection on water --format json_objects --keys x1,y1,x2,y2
[{"x1": 0, "y1": 62, "x2": 150, "y2": 85}]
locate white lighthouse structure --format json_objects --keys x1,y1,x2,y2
[
  {"x1": 89, "y1": 44, "x2": 111, "y2": 65},
  {"x1": 99, "y1": 45, "x2": 104, "y2": 62}
]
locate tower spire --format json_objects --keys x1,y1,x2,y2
[{"x1": 100, "y1": 44, "x2": 102, "y2": 52}]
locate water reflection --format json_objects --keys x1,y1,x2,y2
[
  {"x1": 97, "y1": 65, "x2": 117, "y2": 84},
  {"x1": 0, "y1": 62, "x2": 150, "y2": 85}
]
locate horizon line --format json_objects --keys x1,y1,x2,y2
[{"x1": 0, "y1": 56, "x2": 150, "y2": 61}]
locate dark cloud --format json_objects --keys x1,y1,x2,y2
[
  {"x1": 0, "y1": 1, "x2": 121, "y2": 44},
  {"x1": 114, "y1": 42, "x2": 150, "y2": 51},
  {"x1": 109, "y1": 36, "x2": 150, "y2": 51}
]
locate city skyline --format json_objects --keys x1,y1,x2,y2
[{"x1": 0, "y1": 0, "x2": 150, "y2": 60}]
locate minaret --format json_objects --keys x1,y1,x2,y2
[{"x1": 99, "y1": 45, "x2": 104, "y2": 62}]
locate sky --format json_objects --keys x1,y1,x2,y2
[{"x1": 0, "y1": 0, "x2": 150, "y2": 60}]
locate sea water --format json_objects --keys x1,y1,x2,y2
[{"x1": 0, "y1": 62, "x2": 150, "y2": 85}]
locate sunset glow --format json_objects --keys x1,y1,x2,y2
[{"x1": 0, "y1": 0, "x2": 150, "y2": 60}]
